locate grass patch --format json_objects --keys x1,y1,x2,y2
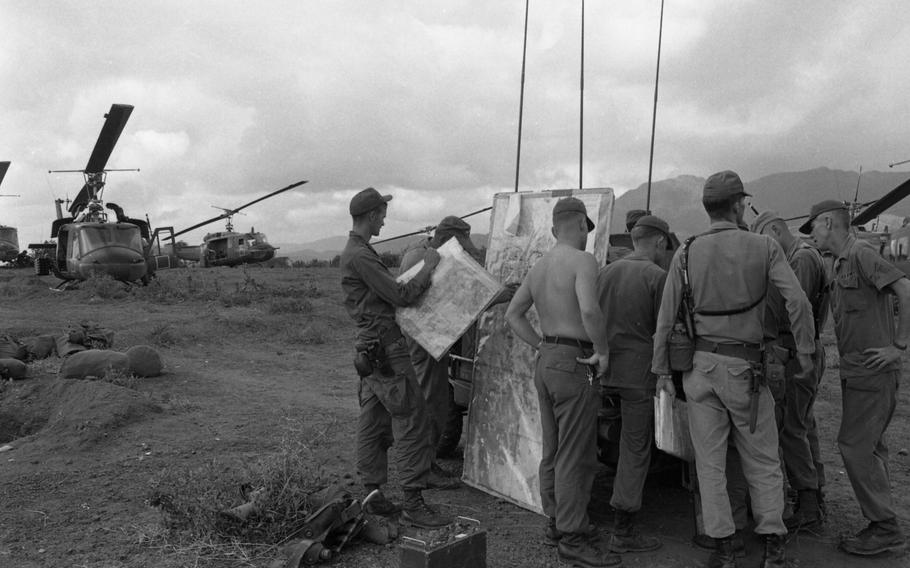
[
  {"x1": 267, "y1": 297, "x2": 313, "y2": 315},
  {"x1": 145, "y1": 413, "x2": 338, "y2": 565}
]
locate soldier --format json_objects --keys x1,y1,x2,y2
[
  {"x1": 751, "y1": 211, "x2": 829, "y2": 531},
  {"x1": 399, "y1": 216, "x2": 514, "y2": 476},
  {"x1": 625, "y1": 209, "x2": 651, "y2": 232},
  {"x1": 652, "y1": 171, "x2": 815, "y2": 568},
  {"x1": 800, "y1": 200, "x2": 910, "y2": 556},
  {"x1": 506, "y1": 197, "x2": 619, "y2": 567},
  {"x1": 340, "y1": 187, "x2": 450, "y2": 529},
  {"x1": 596, "y1": 215, "x2": 670, "y2": 553}
]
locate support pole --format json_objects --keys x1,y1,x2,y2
[{"x1": 514, "y1": 0, "x2": 530, "y2": 193}]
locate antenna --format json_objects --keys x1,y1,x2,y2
[
  {"x1": 645, "y1": 0, "x2": 666, "y2": 212},
  {"x1": 579, "y1": 0, "x2": 585, "y2": 190},
  {"x1": 514, "y1": 0, "x2": 530, "y2": 193},
  {"x1": 890, "y1": 158, "x2": 910, "y2": 168}
]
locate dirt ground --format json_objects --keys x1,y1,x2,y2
[{"x1": 0, "y1": 266, "x2": 908, "y2": 568}]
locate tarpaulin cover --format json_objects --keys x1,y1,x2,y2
[{"x1": 463, "y1": 189, "x2": 614, "y2": 513}]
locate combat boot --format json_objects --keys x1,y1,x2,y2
[
  {"x1": 608, "y1": 510, "x2": 661, "y2": 553},
  {"x1": 362, "y1": 489, "x2": 400, "y2": 516},
  {"x1": 705, "y1": 535, "x2": 738, "y2": 568},
  {"x1": 557, "y1": 532, "x2": 622, "y2": 567},
  {"x1": 784, "y1": 489, "x2": 822, "y2": 532},
  {"x1": 839, "y1": 519, "x2": 907, "y2": 556},
  {"x1": 758, "y1": 533, "x2": 786, "y2": 568},
  {"x1": 544, "y1": 517, "x2": 598, "y2": 547},
  {"x1": 692, "y1": 530, "x2": 746, "y2": 558},
  {"x1": 400, "y1": 492, "x2": 451, "y2": 529}
]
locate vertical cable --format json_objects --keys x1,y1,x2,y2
[
  {"x1": 579, "y1": 0, "x2": 585, "y2": 189},
  {"x1": 646, "y1": 0, "x2": 665, "y2": 211},
  {"x1": 514, "y1": 0, "x2": 531, "y2": 193}
]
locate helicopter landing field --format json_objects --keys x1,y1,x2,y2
[{"x1": 0, "y1": 266, "x2": 907, "y2": 568}]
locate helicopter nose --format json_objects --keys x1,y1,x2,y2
[{"x1": 80, "y1": 248, "x2": 146, "y2": 281}]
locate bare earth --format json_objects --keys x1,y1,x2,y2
[{"x1": 0, "y1": 266, "x2": 908, "y2": 568}]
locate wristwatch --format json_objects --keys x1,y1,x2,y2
[{"x1": 894, "y1": 341, "x2": 908, "y2": 351}]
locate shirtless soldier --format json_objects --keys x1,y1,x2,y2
[{"x1": 506, "y1": 197, "x2": 619, "y2": 568}]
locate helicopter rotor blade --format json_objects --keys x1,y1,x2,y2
[
  {"x1": 851, "y1": 177, "x2": 910, "y2": 226},
  {"x1": 171, "y1": 180, "x2": 308, "y2": 239},
  {"x1": 85, "y1": 104, "x2": 134, "y2": 173},
  {"x1": 0, "y1": 162, "x2": 9, "y2": 187},
  {"x1": 372, "y1": 206, "x2": 493, "y2": 245},
  {"x1": 69, "y1": 182, "x2": 93, "y2": 215}
]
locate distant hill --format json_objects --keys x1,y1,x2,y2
[
  {"x1": 279, "y1": 168, "x2": 910, "y2": 258},
  {"x1": 614, "y1": 168, "x2": 910, "y2": 238}
]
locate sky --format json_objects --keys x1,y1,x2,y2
[{"x1": 2, "y1": 1, "x2": 909, "y2": 248}]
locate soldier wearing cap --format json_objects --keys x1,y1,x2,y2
[
  {"x1": 751, "y1": 210, "x2": 829, "y2": 532},
  {"x1": 506, "y1": 197, "x2": 619, "y2": 567},
  {"x1": 596, "y1": 214, "x2": 671, "y2": 554},
  {"x1": 802, "y1": 199, "x2": 910, "y2": 556},
  {"x1": 652, "y1": 171, "x2": 816, "y2": 568},
  {"x1": 399, "y1": 216, "x2": 515, "y2": 476},
  {"x1": 340, "y1": 187, "x2": 450, "y2": 529},
  {"x1": 625, "y1": 209, "x2": 651, "y2": 232}
]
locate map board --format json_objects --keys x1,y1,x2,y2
[
  {"x1": 396, "y1": 238, "x2": 503, "y2": 361},
  {"x1": 462, "y1": 188, "x2": 614, "y2": 514}
]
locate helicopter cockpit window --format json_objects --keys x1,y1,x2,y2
[{"x1": 79, "y1": 225, "x2": 142, "y2": 251}]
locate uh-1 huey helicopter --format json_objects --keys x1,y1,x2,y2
[
  {"x1": 29, "y1": 103, "x2": 154, "y2": 284},
  {"x1": 156, "y1": 180, "x2": 307, "y2": 268},
  {"x1": 0, "y1": 161, "x2": 23, "y2": 264}
]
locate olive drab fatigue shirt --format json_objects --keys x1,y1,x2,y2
[
  {"x1": 830, "y1": 234, "x2": 906, "y2": 378},
  {"x1": 652, "y1": 220, "x2": 815, "y2": 376},
  {"x1": 763, "y1": 239, "x2": 829, "y2": 344},
  {"x1": 597, "y1": 252, "x2": 667, "y2": 389},
  {"x1": 340, "y1": 232, "x2": 432, "y2": 343}
]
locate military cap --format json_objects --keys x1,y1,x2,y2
[
  {"x1": 703, "y1": 170, "x2": 751, "y2": 200},
  {"x1": 633, "y1": 215, "x2": 674, "y2": 249},
  {"x1": 750, "y1": 210, "x2": 784, "y2": 234},
  {"x1": 798, "y1": 199, "x2": 849, "y2": 234},
  {"x1": 625, "y1": 209, "x2": 650, "y2": 232},
  {"x1": 553, "y1": 196, "x2": 595, "y2": 231},
  {"x1": 349, "y1": 187, "x2": 392, "y2": 216},
  {"x1": 435, "y1": 215, "x2": 471, "y2": 236}
]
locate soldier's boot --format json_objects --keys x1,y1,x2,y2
[
  {"x1": 839, "y1": 518, "x2": 907, "y2": 556},
  {"x1": 784, "y1": 489, "x2": 823, "y2": 532},
  {"x1": 758, "y1": 533, "x2": 787, "y2": 568},
  {"x1": 545, "y1": 517, "x2": 598, "y2": 547},
  {"x1": 557, "y1": 532, "x2": 622, "y2": 567},
  {"x1": 607, "y1": 510, "x2": 661, "y2": 553},
  {"x1": 400, "y1": 491, "x2": 450, "y2": 529},
  {"x1": 362, "y1": 486, "x2": 400, "y2": 516},
  {"x1": 706, "y1": 536, "x2": 738, "y2": 568},
  {"x1": 692, "y1": 530, "x2": 747, "y2": 558},
  {"x1": 816, "y1": 488, "x2": 828, "y2": 521}
]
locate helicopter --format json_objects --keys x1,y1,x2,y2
[
  {"x1": 29, "y1": 103, "x2": 154, "y2": 284},
  {"x1": 0, "y1": 161, "x2": 22, "y2": 264},
  {"x1": 156, "y1": 180, "x2": 307, "y2": 268}
]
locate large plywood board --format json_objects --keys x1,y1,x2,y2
[
  {"x1": 463, "y1": 189, "x2": 614, "y2": 513},
  {"x1": 396, "y1": 238, "x2": 502, "y2": 360}
]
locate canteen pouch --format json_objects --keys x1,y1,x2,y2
[{"x1": 668, "y1": 324, "x2": 695, "y2": 372}]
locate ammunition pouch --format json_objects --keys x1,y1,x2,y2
[
  {"x1": 353, "y1": 328, "x2": 402, "y2": 378},
  {"x1": 354, "y1": 346, "x2": 375, "y2": 378},
  {"x1": 764, "y1": 344, "x2": 789, "y2": 405},
  {"x1": 668, "y1": 327, "x2": 695, "y2": 372}
]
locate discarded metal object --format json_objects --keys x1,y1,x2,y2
[{"x1": 399, "y1": 517, "x2": 486, "y2": 568}]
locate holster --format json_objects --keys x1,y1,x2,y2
[
  {"x1": 668, "y1": 326, "x2": 695, "y2": 372},
  {"x1": 354, "y1": 329, "x2": 399, "y2": 378}
]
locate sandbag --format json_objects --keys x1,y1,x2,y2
[
  {"x1": 59, "y1": 350, "x2": 130, "y2": 379},
  {"x1": 21, "y1": 335, "x2": 57, "y2": 360},
  {"x1": 126, "y1": 345, "x2": 164, "y2": 377},
  {"x1": 0, "y1": 358, "x2": 27, "y2": 379}
]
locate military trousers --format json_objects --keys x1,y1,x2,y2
[
  {"x1": 406, "y1": 336, "x2": 449, "y2": 451},
  {"x1": 839, "y1": 370, "x2": 899, "y2": 522},
  {"x1": 357, "y1": 336, "x2": 432, "y2": 491},
  {"x1": 778, "y1": 342, "x2": 826, "y2": 491},
  {"x1": 604, "y1": 386, "x2": 654, "y2": 513},
  {"x1": 534, "y1": 343, "x2": 600, "y2": 535},
  {"x1": 684, "y1": 351, "x2": 786, "y2": 538}
]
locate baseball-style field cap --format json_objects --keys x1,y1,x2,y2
[
  {"x1": 349, "y1": 187, "x2": 392, "y2": 216},
  {"x1": 703, "y1": 170, "x2": 751, "y2": 200},
  {"x1": 750, "y1": 210, "x2": 784, "y2": 234},
  {"x1": 633, "y1": 215, "x2": 673, "y2": 249},
  {"x1": 799, "y1": 200, "x2": 849, "y2": 234},
  {"x1": 553, "y1": 197, "x2": 595, "y2": 231},
  {"x1": 435, "y1": 215, "x2": 471, "y2": 235},
  {"x1": 625, "y1": 209, "x2": 650, "y2": 231}
]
